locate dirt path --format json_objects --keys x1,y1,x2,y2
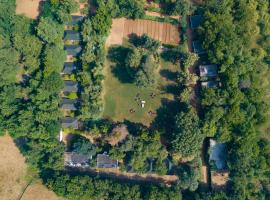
[{"x1": 66, "y1": 166, "x2": 178, "y2": 186}]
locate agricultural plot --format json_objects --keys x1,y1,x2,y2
[{"x1": 106, "y1": 18, "x2": 180, "y2": 46}]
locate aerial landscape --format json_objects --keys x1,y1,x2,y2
[{"x1": 0, "y1": 0, "x2": 270, "y2": 199}]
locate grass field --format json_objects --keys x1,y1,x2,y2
[
  {"x1": 0, "y1": 134, "x2": 62, "y2": 200},
  {"x1": 103, "y1": 48, "x2": 180, "y2": 126}
]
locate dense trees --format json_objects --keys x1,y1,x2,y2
[
  {"x1": 171, "y1": 106, "x2": 203, "y2": 157},
  {"x1": 45, "y1": 172, "x2": 182, "y2": 200},
  {"x1": 109, "y1": 128, "x2": 168, "y2": 174},
  {"x1": 197, "y1": 0, "x2": 270, "y2": 198}
]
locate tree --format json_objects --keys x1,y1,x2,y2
[
  {"x1": 171, "y1": 106, "x2": 203, "y2": 157},
  {"x1": 0, "y1": 48, "x2": 19, "y2": 86},
  {"x1": 36, "y1": 17, "x2": 64, "y2": 45},
  {"x1": 125, "y1": 47, "x2": 142, "y2": 77},
  {"x1": 72, "y1": 137, "x2": 97, "y2": 160},
  {"x1": 43, "y1": 45, "x2": 67, "y2": 76}
]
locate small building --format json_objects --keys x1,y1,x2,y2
[
  {"x1": 64, "y1": 30, "x2": 81, "y2": 41},
  {"x1": 63, "y1": 80, "x2": 78, "y2": 93},
  {"x1": 62, "y1": 62, "x2": 77, "y2": 74},
  {"x1": 199, "y1": 65, "x2": 218, "y2": 77},
  {"x1": 201, "y1": 81, "x2": 218, "y2": 88},
  {"x1": 66, "y1": 15, "x2": 84, "y2": 26},
  {"x1": 209, "y1": 139, "x2": 227, "y2": 170},
  {"x1": 64, "y1": 152, "x2": 89, "y2": 167},
  {"x1": 192, "y1": 40, "x2": 206, "y2": 54},
  {"x1": 190, "y1": 15, "x2": 203, "y2": 29},
  {"x1": 65, "y1": 45, "x2": 82, "y2": 56},
  {"x1": 60, "y1": 98, "x2": 78, "y2": 111},
  {"x1": 97, "y1": 153, "x2": 118, "y2": 169},
  {"x1": 209, "y1": 139, "x2": 229, "y2": 190},
  {"x1": 61, "y1": 117, "x2": 79, "y2": 129}
]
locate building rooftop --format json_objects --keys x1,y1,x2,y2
[
  {"x1": 64, "y1": 152, "x2": 89, "y2": 167},
  {"x1": 65, "y1": 45, "x2": 82, "y2": 56},
  {"x1": 66, "y1": 15, "x2": 84, "y2": 26},
  {"x1": 61, "y1": 117, "x2": 79, "y2": 129},
  {"x1": 201, "y1": 81, "x2": 218, "y2": 88},
  {"x1": 190, "y1": 15, "x2": 203, "y2": 29},
  {"x1": 62, "y1": 62, "x2": 77, "y2": 74},
  {"x1": 63, "y1": 80, "x2": 78, "y2": 92},
  {"x1": 192, "y1": 40, "x2": 206, "y2": 54},
  {"x1": 199, "y1": 65, "x2": 218, "y2": 77},
  {"x1": 209, "y1": 139, "x2": 227, "y2": 170},
  {"x1": 60, "y1": 99, "x2": 78, "y2": 111},
  {"x1": 97, "y1": 154, "x2": 118, "y2": 169},
  {"x1": 64, "y1": 30, "x2": 81, "y2": 41}
]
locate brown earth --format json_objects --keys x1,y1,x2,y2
[
  {"x1": 106, "y1": 18, "x2": 180, "y2": 46},
  {"x1": 0, "y1": 134, "x2": 61, "y2": 200},
  {"x1": 16, "y1": 0, "x2": 44, "y2": 19}
]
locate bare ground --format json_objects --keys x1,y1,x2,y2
[
  {"x1": 0, "y1": 134, "x2": 61, "y2": 200},
  {"x1": 16, "y1": 0, "x2": 44, "y2": 19}
]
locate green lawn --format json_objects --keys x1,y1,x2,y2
[{"x1": 102, "y1": 49, "x2": 180, "y2": 126}]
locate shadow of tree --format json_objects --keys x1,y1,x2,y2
[
  {"x1": 159, "y1": 69, "x2": 178, "y2": 81},
  {"x1": 107, "y1": 45, "x2": 133, "y2": 83},
  {"x1": 161, "y1": 84, "x2": 180, "y2": 96}
]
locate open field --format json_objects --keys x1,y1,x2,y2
[
  {"x1": 0, "y1": 134, "x2": 62, "y2": 200},
  {"x1": 106, "y1": 18, "x2": 180, "y2": 46},
  {"x1": 16, "y1": 0, "x2": 44, "y2": 19},
  {"x1": 103, "y1": 51, "x2": 180, "y2": 126}
]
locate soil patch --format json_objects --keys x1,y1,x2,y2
[
  {"x1": 106, "y1": 18, "x2": 180, "y2": 46},
  {"x1": 16, "y1": 0, "x2": 44, "y2": 19}
]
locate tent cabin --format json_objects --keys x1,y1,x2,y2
[
  {"x1": 61, "y1": 117, "x2": 79, "y2": 129},
  {"x1": 97, "y1": 154, "x2": 118, "y2": 168},
  {"x1": 60, "y1": 98, "x2": 78, "y2": 111},
  {"x1": 190, "y1": 15, "x2": 203, "y2": 29},
  {"x1": 65, "y1": 45, "x2": 82, "y2": 56},
  {"x1": 62, "y1": 62, "x2": 77, "y2": 74},
  {"x1": 192, "y1": 40, "x2": 206, "y2": 54},
  {"x1": 63, "y1": 80, "x2": 78, "y2": 93},
  {"x1": 64, "y1": 152, "x2": 89, "y2": 167},
  {"x1": 201, "y1": 81, "x2": 218, "y2": 88},
  {"x1": 64, "y1": 30, "x2": 81, "y2": 41},
  {"x1": 199, "y1": 65, "x2": 218, "y2": 77},
  {"x1": 66, "y1": 15, "x2": 84, "y2": 26}
]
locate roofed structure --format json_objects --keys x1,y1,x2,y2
[
  {"x1": 97, "y1": 154, "x2": 118, "y2": 168},
  {"x1": 61, "y1": 117, "x2": 79, "y2": 129},
  {"x1": 63, "y1": 80, "x2": 78, "y2": 92},
  {"x1": 62, "y1": 62, "x2": 77, "y2": 74},
  {"x1": 65, "y1": 45, "x2": 82, "y2": 56},
  {"x1": 201, "y1": 81, "x2": 218, "y2": 88},
  {"x1": 192, "y1": 40, "x2": 205, "y2": 54},
  {"x1": 190, "y1": 15, "x2": 203, "y2": 29},
  {"x1": 66, "y1": 15, "x2": 84, "y2": 25},
  {"x1": 64, "y1": 152, "x2": 89, "y2": 167},
  {"x1": 60, "y1": 99, "x2": 78, "y2": 111},
  {"x1": 64, "y1": 30, "x2": 81, "y2": 41},
  {"x1": 209, "y1": 139, "x2": 227, "y2": 170},
  {"x1": 199, "y1": 65, "x2": 218, "y2": 77}
]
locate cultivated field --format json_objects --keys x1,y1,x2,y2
[
  {"x1": 106, "y1": 18, "x2": 180, "y2": 46},
  {"x1": 0, "y1": 134, "x2": 62, "y2": 200},
  {"x1": 16, "y1": 0, "x2": 43, "y2": 19}
]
